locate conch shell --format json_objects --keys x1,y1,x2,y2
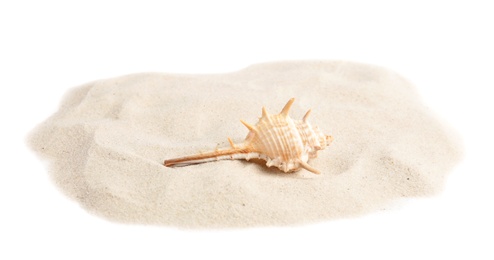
[{"x1": 164, "y1": 98, "x2": 333, "y2": 174}]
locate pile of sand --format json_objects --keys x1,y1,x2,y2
[{"x1": 29, "y1": 61, "x2": 462, "y2": 228}]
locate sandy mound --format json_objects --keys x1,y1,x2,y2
[{"x1": 29, "y1": 61, "x2": 462, "y2": 228}]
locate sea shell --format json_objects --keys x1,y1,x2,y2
[{"x1": 164, "y1": 98, "x2": 333, "y2": 174}]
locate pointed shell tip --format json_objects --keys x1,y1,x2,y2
[
  {"x1": 240, "y1": 119, "x2": 257, "y2": 133},
  {"x1": 280, "y1": 98, "x2": 295, "y2": 116}
]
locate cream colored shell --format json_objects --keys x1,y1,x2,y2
[{"x1": 164, "y1": 98, "x2": 333, "y2": 174}]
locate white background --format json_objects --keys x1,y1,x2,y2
[{"x1": 1, "y1": 1, "x2": 493, "y2": 259}]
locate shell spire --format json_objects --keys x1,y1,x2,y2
[{"x1": 164, "y1": 98, "x2": 333, "y2": 174}]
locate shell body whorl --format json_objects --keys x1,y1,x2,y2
[{"x1": 239, "y1": 98, "x2": 333, "y2": 173}]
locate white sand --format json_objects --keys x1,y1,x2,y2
[{"x1": 29, "y1": 61, "x2": 462, "y2": 228}]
